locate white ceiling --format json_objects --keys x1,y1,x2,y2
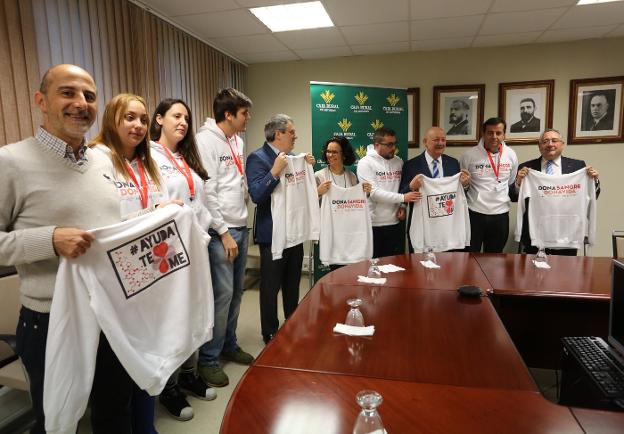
[{"x1": 136, "y1": 0, "x2": 624, "y2": 64}]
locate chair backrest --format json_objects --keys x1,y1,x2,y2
[
  {"x1": 0, "y1": 273, "x2": 21, "y2": 359},
  {"x1": 0, "y1": 271, "x2": 29, "y2": 392},
  {"x1": 613, "y1": 231, "x2": 624, "y2": 259}
]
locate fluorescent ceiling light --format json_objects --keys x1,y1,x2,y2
[
  {"x1": 577, "y1": 0, "x2": 623, "y2": 5},
  {"x1": 250, "y1": 1, "x2": 334, "y2": 32}
]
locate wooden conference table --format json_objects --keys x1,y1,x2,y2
[{"x1": 221, "y1": 253, "x2": 624, "y2": 434}]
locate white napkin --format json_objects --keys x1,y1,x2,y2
[
  {"x1": 357, "y1": 275, "x2": 387, "y2": 284},
  {"x1": 377, "y1": 264, "x2": 405, "y2": 273},
  {"x1": 532, "y1": 260, "x2": 551, "y2": 269},
  {"x1": 419, "y1": 260, "x2": 440, "y2": 269},
  {"x1": 333, "y1": 323, "x2": 375, "y2": 336}
]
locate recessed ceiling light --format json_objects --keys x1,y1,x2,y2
[
  {"x1": 577, "y1": 0, "x2": 623, "y2": 5},
  {"x1": 250, "y1": 1, "x2": 334, "y2": 33}
]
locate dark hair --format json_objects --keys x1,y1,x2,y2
[
  {"x1": 321, "y1": 136, "x2": 356, "y2": 166},
  {"x1": 519, "y1": 98, "x2": 536, "y2": 108},
  {"x1": 373, "y1": 127, "x2": 396, "y2": 144},
  {"x1": 149, "y1": 98, "x2": 209, "y2": 181},
  {"x1": 482, "y1": 117, "x2": 507, "y2": 132},
  {"x1": 213, "y1": 88, "x2": 252, "y2": 123},
  {"x1": 451, "y1": 99, "x2": 470, "y2": 110}
]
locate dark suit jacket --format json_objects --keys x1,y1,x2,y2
[
  {"x1": 447, "y1": 119, "x2": 468, "y2": 135},
  {"x1": 509, "y1": 116, "x2": 541, "y2": 133},
  {"x1": 590, "y1": 115, "x2": 614, "y2": 131},
  {"x1": 399, "y1": 152, "x2": 461, "y2": 240},
  {"x1": 245, "y1": 142, "x2": 281, "y2": 244},
  {"x1": 510, "y1": 156, "x2": 601, "y2": 248}
]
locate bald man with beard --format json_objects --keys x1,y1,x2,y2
[{"x1": 399, "y1": 126, "x2": 470, "y2": 252}]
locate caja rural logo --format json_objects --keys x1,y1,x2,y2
[
  {"x1": 351, "y1": 91, "x2": 372, "y2": 113},
  {"x1": 316, "y1": 89, "x2": 339, "y2": 112},
  {"x1": 335, "y1": 118, "x2": 356, "y2": 139},
  {"x1": 383, "y1": 93, "x2": 404, "y2": 114},
  {"x1": 367, "y1": 119, "x2": 384, "y2": 139},
  {"x1": 107, "y1": 220, "x2": 190, "y2": 299}
]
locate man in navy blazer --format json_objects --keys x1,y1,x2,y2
[
  {"x1": 399, "y1": 126, "x2": 471, "y2": 252},
  {"x1": 510, "y1": 128, "x2": 601, "y2": 255},
  {"x1": 245, "y1": 114, "x2": 315, "y2": 344}
]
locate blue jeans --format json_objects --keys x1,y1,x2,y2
[{"x1": 199, "y1": 227, "x2": 248, "y2": 366}]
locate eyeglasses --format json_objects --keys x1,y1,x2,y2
[
  {"x1": 379, "y1": 141, "x2": 397, "y2": 148},
  {"x1": 539, "y1": 138, "x2": 563, "y2": 145}
]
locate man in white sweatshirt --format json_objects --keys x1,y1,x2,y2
[
  {"x1": 460, "y1": 117, "x2": 518, "y2": 253},
  {"x1": 357, "y1": 127, "x2": 420, "y2": 258},
  {"x1": 195, "y1": 88, "x2": 254, "y2": 388},
  {"x1": 0, "y1": 64, "x2": 133, "y2": 433}
]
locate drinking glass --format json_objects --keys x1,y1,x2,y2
[
  {"x1": 367, "y1": 258, "x2": 381, "y2": 278},
  {"x1": 424, "y1": 246, "x2": 437, "y2": 265},
  {"x1": 352, "y1": 390, "x2": 385, "y2": 434},
  {"x1": 534, "y1": 247, "x2": 548, "y2": 266},
  {"x1": 345, "y1": 298, "x2": 365, "y2": 327}
]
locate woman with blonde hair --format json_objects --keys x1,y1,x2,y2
[
  {"x1": 90, "y1": 93, "x2": 181, "y2": 434},
  {"x1": 90, "y1": 93, "x2": 179, "y2": 218}
]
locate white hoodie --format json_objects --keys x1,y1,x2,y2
[
  {"x1": 196, "y1": 118, "x2": 248, "y2": 233},
  {"x1": 44, "y1": 205, "x2": 213, "y2": 434},
  {"x1": 356, "y1": 145, "x2": 405, "y2": 226},
  {"x1": 460, "y1": 139, "x2": 518, "y2": 215},
  {"x1": 150, "y1": 141, "x2": 214, "y2": 232}
]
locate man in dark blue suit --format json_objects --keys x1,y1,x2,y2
[
  {"x1": 399, "y1": 126, "x2": 471, "y2": 252},
  {"x1": 510, "y1": 128, "x2": 601, "y2": 256},
  {"x1": 245, "y1": 114, "x2": 315, "y2": 344}
]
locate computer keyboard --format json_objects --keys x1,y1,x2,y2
[{"x1": 562, "y1": 336, "x2": 624, "y2": 398}]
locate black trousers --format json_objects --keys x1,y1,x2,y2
[
  {"x1": 468, "y1": 210, "x2": 509, "y2": 253},
  {"x1": 523, "y1": 244, "x2": 578, "y2": 256},
  {"x1": 91, "y1": 333, "x2": 133, "y2": 434},
  {"x1": 259, "y1": 243, "x2": 303, "y2": 339},
  {"x1": 16, "y1": 306, "x2": 133, "y2": 434},
  {"x1": 16, "y1": 307, "x2": 48, "y2": 434},
  {"x1": 372, "y1": 222, "x2": 405, "y2": 258}
]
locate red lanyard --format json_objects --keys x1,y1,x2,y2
[
  {"x1": 125, "y1": 158, "x2": 148, "y2": 209},
  {"x1": 485, "y1": 143, "x2": 503, "y2": 181},
  {"x1": 218, "y1": 126, "x2": 244, "y2": 176},
  {"x1": 227, "y1": 135, "x2": 244, "y2": 176},
  {"x1": 161, "y1": 144, "x2": 196, "y2": 200}
]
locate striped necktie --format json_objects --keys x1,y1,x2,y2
[
  {"x1": 546, "y1": 160, "x2": 554, "y2": 175},
  {"x1": 432, "y1": 159, "x2": 439, "y2": 178}
]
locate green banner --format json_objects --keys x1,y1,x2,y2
[{"x1": 310, "y1": 82, "x2": 408, "y2": 282}]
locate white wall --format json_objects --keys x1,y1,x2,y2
[{"x1": 246, "y1": 37, "x2": 624, "y2": 256}]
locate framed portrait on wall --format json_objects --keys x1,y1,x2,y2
[
  {"x1": 568, "y1": 76, "x2": 624, "y2": 144},
  {"x1": 407, "y1": 87, "x2": 420, "y2": 148},
  {"x1": 498, "y1": 80, "x2": 554, "y2": 144},
  {"x1": 433, "y1": 84, "x2": 485, "y2": 146}
]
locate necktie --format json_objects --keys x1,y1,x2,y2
[
  {"x1": 546, "y1": 160, "x2": 554, "y2": 175},
  {"x1": 432, "y1": 159, "x2": 439, "y2": 178}
]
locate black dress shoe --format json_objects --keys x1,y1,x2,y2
[{"x1": 263, "y1": 333, "x2": 275, "y2": 344}]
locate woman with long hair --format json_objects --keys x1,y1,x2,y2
[
  {"x1": 149, "y1": 98, "x2": 216, "y2": 422},
  {"x1": 90, "y1": 93, "x2": 182, "y2": 434},
  {"x1": 90, "y1": 93, "x2": 180, "y2": 218}
]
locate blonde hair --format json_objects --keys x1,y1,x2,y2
[{"x1": 90, "y1": 93, "x2": 161, "y2": 187}]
